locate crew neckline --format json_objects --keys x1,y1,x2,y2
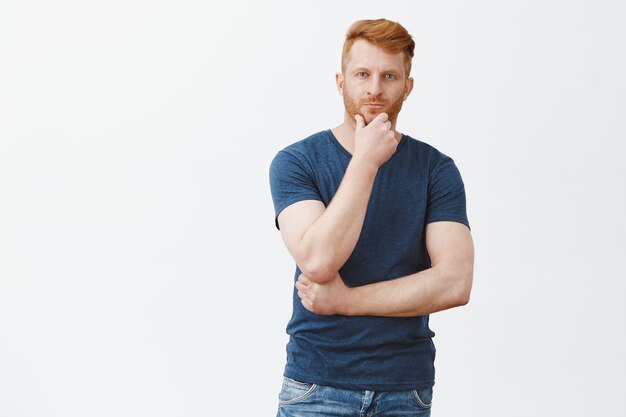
[{"x1": 325, "y1": 129, "x2": 407, "y2": 165}]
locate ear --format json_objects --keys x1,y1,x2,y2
[
  {"x1": 403, "y1": 77, "x2": 414, "y2": 101},
  {"x1": 336, "y1": 72, "x2": 344, "y2": 96}
]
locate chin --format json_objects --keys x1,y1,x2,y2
[{"x1": 362, "y1": 109, "x2": 386, "y2": 124}]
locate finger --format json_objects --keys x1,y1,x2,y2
[
  {"x1": 354, "y1": 114, "x2": 365, "y2": 129},
  {"x1": 373, "y1": 112, "x2": 388, "y2": 123},
  {"x1": 297, "y1": 287, "x2": 311, "y2": 298},
  {"x1": 298, "y1": 275, "x2": 311, "y2": 285}
]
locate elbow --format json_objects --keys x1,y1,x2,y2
[
  {"x1": 454, "y1": 269, "x2": 473, "y2": 307},
  {"x1": 456, "y1": 289, "x2": 471, "y2": 307},
  {"x1": 445, "y1": 267, "x2": 472, "y2": 308},
  {"x1": 299, "y1": 260, "x2": 337, "y2": 284}
]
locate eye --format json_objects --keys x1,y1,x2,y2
[
  {"x1": 384, "y1": 74, "x2": 397, "y2": 80},
  {"x1": 356, "y1": 72, "x2": 368, "y2": 78}
]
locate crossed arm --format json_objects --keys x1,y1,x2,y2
[
  {"x1": 278, "y1": 196, "x2": 474, "y2": 318},
  {"x1": 276, "y1": 115, "x2": 473, "y2": 318},
  {"x1": 295, "y1": 221, "x2": 474, "y2": 317}
]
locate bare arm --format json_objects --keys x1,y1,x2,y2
[
  {"x1": 296, "y1": 221, "x2": 474, "y2": 316},
  {"x1": 278, "y1": 113, "x2": 396, "y2": 283}
]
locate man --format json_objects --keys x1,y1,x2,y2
[{"x1": 269, "y1": 18, "x2": 474, "y2": 416}]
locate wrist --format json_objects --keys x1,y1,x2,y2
[
  {"x1": 339, "y1": 285, "x2": 362, "y2": 316},
  {"x1": 348, "y1": 155, "x2": 379, "y2": 179}
]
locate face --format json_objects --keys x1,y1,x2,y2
[{"x1": 338, "y1": 39, "x2": 414, "y2": 125}]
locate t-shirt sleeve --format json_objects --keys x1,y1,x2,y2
[
  {"x1": 269, "y1": 150, "x2": 323, "y2": 229},
  {"x1": 425, "y1": 155, "x2": 470, "y2": 228}
]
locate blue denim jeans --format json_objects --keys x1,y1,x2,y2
[{"x1": 276, "y1": 377, "x2": 433, "y2": 417}]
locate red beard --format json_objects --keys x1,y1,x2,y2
[{"x1": 343, "y1": 94, "x2": 405, "y2": 125}]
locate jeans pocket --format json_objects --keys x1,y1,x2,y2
[
  {"x1": 278, "y1": 377, "x2": 318, "y2": 405},
  {"x1": 412, "y1": 386, "x2": 433, "y2": 409}
]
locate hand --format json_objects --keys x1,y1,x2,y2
[
  {"x1": 353, "y1": 113, "x2": 397, "y2": 168},
  {"x1": 296, "y1": 272, "x2": 351, "y2": 315}
]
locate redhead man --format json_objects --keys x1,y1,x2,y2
[{"x1": 269, "y1": 18, "x2": 474, "y2": 417}]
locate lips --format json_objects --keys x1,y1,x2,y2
[{"x1": 363, "y1": 102, "x2": 385, "y2": 108}]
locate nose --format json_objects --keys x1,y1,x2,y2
[{"x1": 366, "y1": 76, "x2": 383, "y2": 96}]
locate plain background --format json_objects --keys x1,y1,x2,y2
[{"x1": 1, "y1": 1, "x2": 625, "y2": 416}]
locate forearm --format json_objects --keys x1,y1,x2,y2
[
  {"x1": 279, "y1": 113, "x2": 397, "y2": 284},
  {"x1": 298, "y1": 157, "x2": 378, "y2": 282},
  {"x1": 295, "y1": 190, "x2": 474, "y2": 317},
  {"x1": 342, "y1": 265, "x2": 473, "y2": 317}
]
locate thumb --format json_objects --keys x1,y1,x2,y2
[{"x1": 354, "y1": 114, "x2": 365, "y2": 129}]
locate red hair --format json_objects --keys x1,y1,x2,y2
[{"x1": 341, "y1": 19, "x2": 415, "y2": 76}]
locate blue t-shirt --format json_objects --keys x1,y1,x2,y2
[{"x1": 269, "y1": 129, "x2": 469, "y2": 391}]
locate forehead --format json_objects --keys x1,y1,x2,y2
[{"x1": 345, "y1": 39, "x2": 405, "y2": 72}]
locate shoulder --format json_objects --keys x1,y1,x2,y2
[
  {"x1": 402, "y1": 134, "x2": 456, "y2": 171},
  {"x1": 270, "y1": 130, "x2": 333, "y2": 175},
  {"x1": 271, "y1": 130, "x2": 341, "y2": 172},
  {"x1": 275, "y1": 130, "x2": 334, "y2": 158}
]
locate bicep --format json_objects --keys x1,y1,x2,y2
[
  {"x1": 277, "y1": 200, "x2": 326, "y2": 258},
  {"x1": 425, "y1": 221, "x2": 474, "y2": 270}
]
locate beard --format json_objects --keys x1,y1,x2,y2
[{"x1": 343, "y1": 92, "x2": 405, "y2": 125}]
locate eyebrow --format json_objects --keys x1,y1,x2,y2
[{"x1": 352, "y1": 67, "x2": 402, "y2": 74}]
